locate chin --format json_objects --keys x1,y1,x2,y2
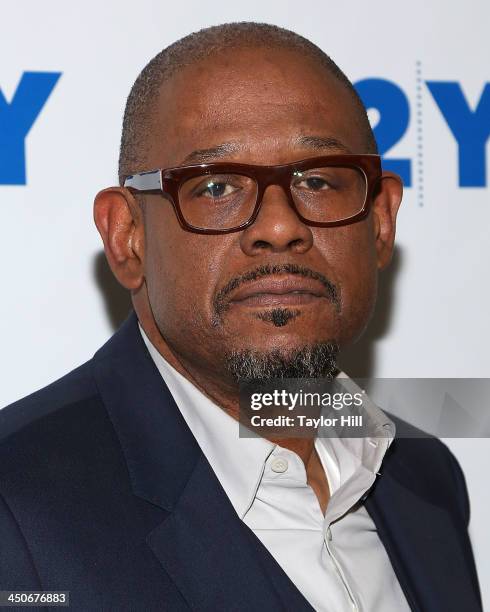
[{"x1": 232, "y1": 329, "x2": 337, "y2": 355}]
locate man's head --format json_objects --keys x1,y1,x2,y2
[{"x1": 94, "y1": 22, "x2": 402, "y2": 392}]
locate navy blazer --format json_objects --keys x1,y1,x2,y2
[{"x1": 0, "y1": 311, "x2": 482, "y2": 611}]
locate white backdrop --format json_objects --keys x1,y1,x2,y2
[{"x1": 1, "y1": 0, "x2": 489, "y2": 606}]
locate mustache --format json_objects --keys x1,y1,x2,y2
[{"x1": 213, "y1": 263, "x2": 341, "y2": 316}]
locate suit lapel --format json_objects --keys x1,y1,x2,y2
[
  {"x1": 92, "y1": 311, "x2": 313, "y2": 611},
  {"x1": 365, "y1": 453, "x2": 480, "y2": 612},
  {"x1": 147, "y1": 452, "x2": 313, "y2": 611}
]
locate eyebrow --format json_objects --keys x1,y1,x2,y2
[
  {"x1": 180, "y1": 134, "x2": 352, "y2": 165},
  {"x1": 181, "y1": 142, "x2": 240, "y2": 165},
  {"x1": 294, "y1": 135, "x2": 352, "y2": 154}
]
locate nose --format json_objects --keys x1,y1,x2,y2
[{"x1": 239, "y1": 184, "x2": 314, "y2": 256}]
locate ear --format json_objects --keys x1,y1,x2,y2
[
  {"x1": 371, "y1": 171, "x2": 403, "y2": 269},
  {"x1": 93, "y1": 186, "x2": 145, "y2": 290}
]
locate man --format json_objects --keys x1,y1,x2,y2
[{"x1": 0, "y1": 22, "x2": 481, "y2": 611}]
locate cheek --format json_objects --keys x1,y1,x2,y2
[
  {"x1": 143, "y1": 206, "x2": 200, "y2": 323},
  {"x1": 143, "y1": 205, "x2": 226, "y2": 336},
  {"x1": 341, "y1": 259, "x2": 377, "y2": 345},
  {"x1": 317, "y1": 221, "x2": 378, "y2": 345}
]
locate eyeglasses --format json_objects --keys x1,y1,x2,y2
[{"x1": 123, "y1": 154, "x2": 382, "y2": 235}]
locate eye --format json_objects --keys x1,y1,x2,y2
[
  {"x1": 196, "y1": 180, "x2": 238, "y2": 199},
  {"x1": 295, "y1": 176, "x2": 331, "y2": 191}
]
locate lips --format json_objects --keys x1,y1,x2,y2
[{"x1": 229, "y1": 275, "x2": 329, "y2": 306}]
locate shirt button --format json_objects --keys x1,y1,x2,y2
[
  {"x1": 270, "y1": 457, "x2": 289, "y2": 473},
  {"x1": 326, "y1": 527, "x2": 332, "y2": 541}
]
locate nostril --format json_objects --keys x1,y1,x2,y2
[
  {"x1": 289, "y1": 238, "x2": 304, "y2": 249},
  {"x1": 253, "y1": 240, "x2": 270, "y2": 250},
  {"x1": 251, "y1": 236, "x2": 307, "y2": 254}
]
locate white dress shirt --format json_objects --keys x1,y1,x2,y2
[{"x1": 139, "y1": 323, "x2": 411, "y2": 612}]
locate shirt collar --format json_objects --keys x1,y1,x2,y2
[
  {"x1": 138, "y1": 323, "x2": 274, "y2": 518},
  {"x1": 138, "y1": 322, "x2": 396, "y2": 519}
]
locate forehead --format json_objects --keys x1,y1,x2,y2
[{"x1": 147, "y1": 46, "x2": 366, "y2": 167}]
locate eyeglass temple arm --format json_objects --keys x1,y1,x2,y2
[{"x1": 123, "y1": 170, "x2": 162, "y2": 192}]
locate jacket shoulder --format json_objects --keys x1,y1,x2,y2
[
  {"x1": 384, "y1": 412, "x2": 471, "y2": 525},
  {"x1": 0, "y1": 356, "x2": 126, "y2": 512},
  {"x1": 0, "y1": 359, "x2": 99, "y2": 442}
]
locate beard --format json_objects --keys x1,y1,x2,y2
[{"x1": 224, "y1": 341, "x2": 339, "y2": 383}]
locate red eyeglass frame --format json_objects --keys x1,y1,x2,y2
[{"x1": 123, "y1": 154, "x2": 382, "y2": 235}]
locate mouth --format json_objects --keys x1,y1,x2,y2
[{"x1": 228, "y1": 275, "x2": 330, "y2": 308}]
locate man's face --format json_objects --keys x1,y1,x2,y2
[{"x1": 139, "y1": 47, "x2": 393, "y2": 381}]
